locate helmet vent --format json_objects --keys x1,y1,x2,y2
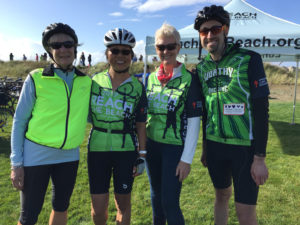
[
  {"x1": 112, "y1": 32, "x2": 117, "y2": 40},
  {"x1": 105, "y1": 36, "x2": 112, "y2": 41}
]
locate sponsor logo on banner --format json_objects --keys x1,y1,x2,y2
[
  {"x1": 223, "y1": 103, "x2": 245, "y2": 115},
  {"x1": 229, "y1": 12, "x2": 257, "y2": 20},
  {"x1": 180, "y1": 37, "x2": 300, "y2": 50}
]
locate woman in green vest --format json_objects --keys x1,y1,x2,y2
[
  {"x1": 88, "y1": 28, "x2": 147, "y2": 225},
  {"x1": 10, "y1": 23, "x2": 91, "y2": 225},
  {"x1": 146, "y1": 23, "x2": 202, "y2": 225}
]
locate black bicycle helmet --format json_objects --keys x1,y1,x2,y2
[
  {"x1": 42, "y1": 23, "x2": 78, "y2": 59},
  {"x1": 194, "y1": 5, "x2": 230, "y2": 30}
]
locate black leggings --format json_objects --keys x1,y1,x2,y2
[{"x1": 19, "y1": 161, "x2": 79, "y2": 225}]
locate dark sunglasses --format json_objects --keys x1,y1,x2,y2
[
  {"x1": 109, "y1": 48, "x2": 132, "y2": 55},
  {"x1": 199, "y1": 25, "x2": 224, "y2": 37},
  {"x1": 155, "y1": 43, "x2": 178, "y2": 51},
  {"x1": 49, "y1": 41, "x2": 75, "y2": 49}
]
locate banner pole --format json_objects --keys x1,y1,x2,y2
[
  {"x1": 291, "y1": 59, "x2": 299, "y2": 124},
  {"x1": 143, "y1": 47, "x2": 148, "y2": 85}
]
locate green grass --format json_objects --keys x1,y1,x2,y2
[
  {"x1": 0, "y1": 101, "x2": 299, "y2": 225},
  {"x1": 0, "y1": 61, "x2": 299, "y2": 86},
  {"x1": 0, "y1": 61, "x2": 299, "y2": 224}
]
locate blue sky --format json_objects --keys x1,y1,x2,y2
[{"x1": 0, "y1": 0, "x2": 299, "y2": 65}]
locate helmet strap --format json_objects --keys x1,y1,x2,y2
[
  {"x1": 198, "y1": 37, "x2": 202, "y2": 60},
  {"x1": 111, "y1": 66, "x2": 130, "y2": 74}
]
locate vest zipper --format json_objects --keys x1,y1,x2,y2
[{"x1": 60, "y1": 79, "x2": 71, "y2": 149}]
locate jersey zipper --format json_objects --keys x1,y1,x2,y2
[{"x1": 214, "y1": 62, "x2": 226, "y2": 140}]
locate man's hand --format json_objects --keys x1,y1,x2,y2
[
  {"x1": 201, "y1": 141, "x2": 207, "y2": 167},
  {"x1": 11, "y1": 167, "x2": 24, "y2": 190},
  {"x1": 251, "y1": 155, "x2": 268, "y2": 186},
  {"x1": 176, "y1": 161, "x2": 191, "y2": 182}
]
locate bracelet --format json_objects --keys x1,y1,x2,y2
[{"x1": 139, "y1": 150, "x2": 147, "y2": 154}]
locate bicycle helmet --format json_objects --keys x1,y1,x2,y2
[
  {"x1": 104, "y1": 28, "x2": 136, "y2": 48},
  {"x1": 194, "y1": 5, "x2": 230, "y2": 30},
  {"x1": 42, "y1": 23, "x2": 78, "y2": 58}
]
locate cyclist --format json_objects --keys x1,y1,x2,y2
[
  {"x1": 194, "y1": 5, "x2": 269, "y2": 225},
  {"x1": 146, "y1": 23, "x2": 202, "y2": 225},
  {"x1": 88, "y1": 28, "x2": 147, "y2": 225},
  {"x1": 10, "y1": 23, "x2": 91, "y2": 225}
]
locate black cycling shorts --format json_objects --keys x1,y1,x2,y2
[
  {"x1": 206, "y1": 140, "x2": 259, "y2": 205},
  {"x1": 88, "y1": 151, "x2": 137, "y2": 194},
  {"x1": 19, "y1": 161, "x2": 79, "y2": 225}
]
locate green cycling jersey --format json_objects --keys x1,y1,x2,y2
[{"x1": 197, "y1": 44, "x2": 269, "y2": 146}]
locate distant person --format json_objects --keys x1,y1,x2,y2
[
  {"x1": 80, "y1": 52, "x2": 85, "y2": 66},
  {"x1": 9, "y1": 53, "x2": 14, "y2": 61},
  {"x1": 88, "y1": 27, "x2": 147, "y2": 225},
  {"x1": 134, "y1": 65, "x2": 151, "y2": 86},
  {"x1": 194, "y1": 5, "x2": 269, "y2": 225},
  {"x1": 152, "y1": 56, "x2": 158, "y2": 62},
  {"x1": 138, "y1": 54, "x2": 143, "y2": 62},
  {"x1": 10, "y1": 22, "x2": 91, "y2": 225},
  {"x1": 35, "y1": 53, "x2": 39, "y2": 62},
  {"x1": 88, "y1": 54, "x2": 92, "y2": 66},
  {"x1": 23, "y1": 54, "x2": 27, "y2": 61},
  {"x1": 40, "y1": 54, "x2": 44, "y2": 61},
  {"x1": 43, "y1": 52, "x2": 48, "y2": 61},
  {"x1": 132, "y1": 54, "x2": 137, "y2": 63}
]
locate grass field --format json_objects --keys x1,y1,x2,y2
[
  {"x1": 0, "y1": 61, "x2": 299, "y2": 224},
  {"x1": 0, "y1": 100, "x2": 299, "y2": 225}
]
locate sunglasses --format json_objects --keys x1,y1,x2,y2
[
  {"x1": 155, "y1": 43, "x2": 178, "y2": 51},
  {"x1": 49, "y1": 41, "x2": 75, "y2": 49},
  {"x1": 109, "y1": 48, "x2": 132, "y2": 55},
  {"x1": 199, "y1": 25, "x2": 224, "y2": 37}
]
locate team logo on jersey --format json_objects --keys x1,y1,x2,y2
[
  {"x1": 204, "y1": 67, "x2": 234, "y2": 81},
  {"x1": 223, "y1": 103, "x2": 245, "y2": 115},
  {"x1": 91, "y1": 95, "x2": 134, "y2": 118},
  {"x1": 204, "y1": 67, "x2": 234, "y2": 93}
]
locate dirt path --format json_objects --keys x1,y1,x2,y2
[{"x1": 269, "y1": 84, "x2": 300, "y2": 102}]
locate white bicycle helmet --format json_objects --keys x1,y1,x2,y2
[{"x1": 104, "y1": 28, "x2": 136, "y2": 48}]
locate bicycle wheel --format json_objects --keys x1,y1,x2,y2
[{"x1": 0, "y1": 107, "x2": 10, "y2": 130}]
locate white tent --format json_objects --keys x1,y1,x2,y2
[{"x1": 145, "y1": 0, "x2": 300, "y2": 123}]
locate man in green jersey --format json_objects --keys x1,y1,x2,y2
[{"x1": 194, "y1": 5, "x2": 269, "y2": 225}]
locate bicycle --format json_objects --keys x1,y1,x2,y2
[{"x1": 0, "y1": 76, "x2": 23, "y2": 131}]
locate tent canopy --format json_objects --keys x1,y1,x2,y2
[
  {"x1": 144, "y1": 0, "x2": 299, "y2": 124},
  {"x1": 145, "y1": 0, "x2": 300, "y2": 63}
]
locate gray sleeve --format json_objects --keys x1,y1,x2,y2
[{"x1": 10, "y1": 75, "x2": 36, "y2": 166}]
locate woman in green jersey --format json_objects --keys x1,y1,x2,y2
[
  {"x1": 88, "y1": 28, "x2": 147, "y2": 225},
  {"x1": 145, "y1": 23, "x2": 202, "y2": 225}
]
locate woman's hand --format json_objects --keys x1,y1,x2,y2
[
  {"x1": 11, "y1": 167, "x2": 24, "y2": 190},
  {"x1": 176, "y1": 161, "x2": 191, "y2": 182}
]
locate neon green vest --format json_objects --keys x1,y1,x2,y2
[
  {"x1": 89, "y1": 70, "x2": 143, "y2": 152},
  {"x1": 25, "y1": 66, "x2": 91, "y2": 149},
  {"x1": 146, "y1": 64, "x2": 192, "y2": 145}
]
